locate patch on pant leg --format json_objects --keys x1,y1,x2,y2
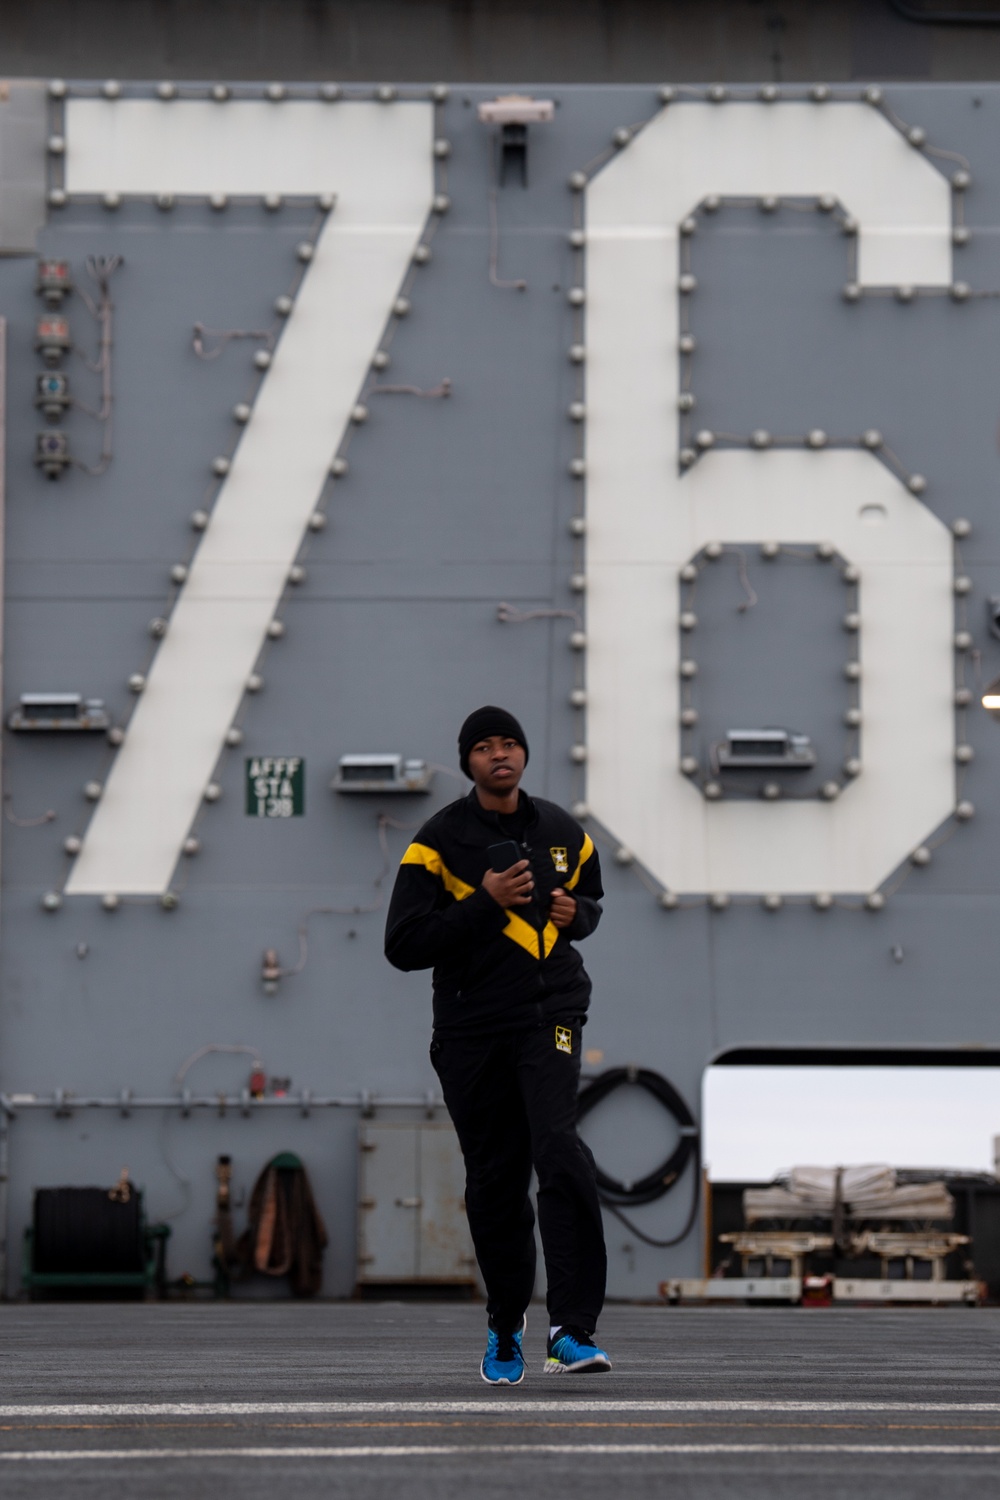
[{"x1": 555, "y1": 1025, "x2": 572, "y2": 1054}]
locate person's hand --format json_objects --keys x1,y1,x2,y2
[
  {"x1": 482, "y1": 859, "x2": 534, "y2": 907},
  {"x1": 549, "y1": 888, "x2": 577, "y2": 929}
]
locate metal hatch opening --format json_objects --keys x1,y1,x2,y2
[{"x1": 679, "y1": 1051, "x2": 1000, "y2": 1306}]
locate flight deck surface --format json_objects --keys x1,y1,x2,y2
[{"x1": 0, "y1": 1301, "x2": 998, "y2": 1498}]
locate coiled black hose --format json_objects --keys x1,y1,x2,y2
[{"x1": 576, "y1": 1065, "x2": 701, "y2": 1247}]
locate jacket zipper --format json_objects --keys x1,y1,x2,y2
[{"x1": 522, "y1": 839, "x2": 545, "y2": 963}]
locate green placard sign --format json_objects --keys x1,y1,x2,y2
[{"x1": 245, "y1": 757, "x2": 305, "y2": 818}]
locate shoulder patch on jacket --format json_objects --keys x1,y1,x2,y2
[{"x1": 401, "y1": 842, "x2": 475, "y2": 902}]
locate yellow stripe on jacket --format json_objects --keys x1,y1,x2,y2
[
  {"x1": 401, "y1": 842, "x2": 475, "y2": 901},
  {"x1": 401, "y1": 842, "x2": 560, "y2": 959},
  {"x1": 565, "y1": 833, "x2": 595, "y2": 892}
]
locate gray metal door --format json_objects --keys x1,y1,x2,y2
[{"x1": 357, "y1": 1123, "x2": 475, "y2": 1284}]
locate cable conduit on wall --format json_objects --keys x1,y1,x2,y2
[{"x1": 0, "y1": 1092, "x2": 443, "y2": 1116}]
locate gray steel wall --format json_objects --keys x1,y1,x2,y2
[
  {"x1": 3, "y1": 3, "x2": 1000, "y2": 87},
  {"x1": 2, "y1": 80, "x2": 1000, "y2": 1301}
]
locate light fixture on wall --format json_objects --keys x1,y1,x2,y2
[
  {"x1": 262, "y1": 949, "x2": 282, "y2": 995},
  {"x1": 478, "y1": 94, "x2": 554, "y2": 187},
  {"x1": 982, "y1": 677, "x2": 1000, "y2": 712}
]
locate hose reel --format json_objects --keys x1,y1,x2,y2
[{"x1": 576, "y1": 1065, "x2": 701, "y2": 1247}]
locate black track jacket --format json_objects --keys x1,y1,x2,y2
[{"x1": 384, "y1": 790, "x2": 603, "y2": 1036}]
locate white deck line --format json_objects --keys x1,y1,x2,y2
[
  {"x1": 63, "y1": 101, "x2": 433, "y2": 894},
  {"x1": 2, "y1": 1443, "x2": 999, "y2": 1460},
  {"x1": 0, "y1": 1399, "x2": 997, "y2": 1416}
]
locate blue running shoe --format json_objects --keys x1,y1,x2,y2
[
  {"x1": 544, "y1": 1325, "x2": 612, "y2": 1374},
  {"x1": 481, "y1": 1317, "x2": 526, "y2": 1385}
]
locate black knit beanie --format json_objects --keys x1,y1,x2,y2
[{"x1": 458, "y1": 706, "x2": 530, "y2": 779}]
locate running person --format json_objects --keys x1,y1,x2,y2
[{"x1": 384, "y1": 706, "x2": 611, "y2": 1384}]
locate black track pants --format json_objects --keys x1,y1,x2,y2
[{"x1": 430, "y1": 1019, "x2": 607, "y2": 1333}]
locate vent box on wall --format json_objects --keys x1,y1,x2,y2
[
  {"x1": 8, "y1": 693, "x2": 111, "y2": 732},
  {"x1": 717, "y1": 729, "x2": 816, "y2": 770},
  {"x1": 332, "y1": 754, "x2": 433, "y2": 794}
]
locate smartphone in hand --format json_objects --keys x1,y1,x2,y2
[{"x1": 487, "y1": 840, "x2": 523, "y2": 873}]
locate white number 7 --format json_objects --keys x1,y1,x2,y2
[{"x1": 63, "y1": 99, "x2": 434, "y2": 895}]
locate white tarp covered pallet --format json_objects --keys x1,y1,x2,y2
[{"x1": 743, "y1": 1165, "x2": 955, "y2": 1224}]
